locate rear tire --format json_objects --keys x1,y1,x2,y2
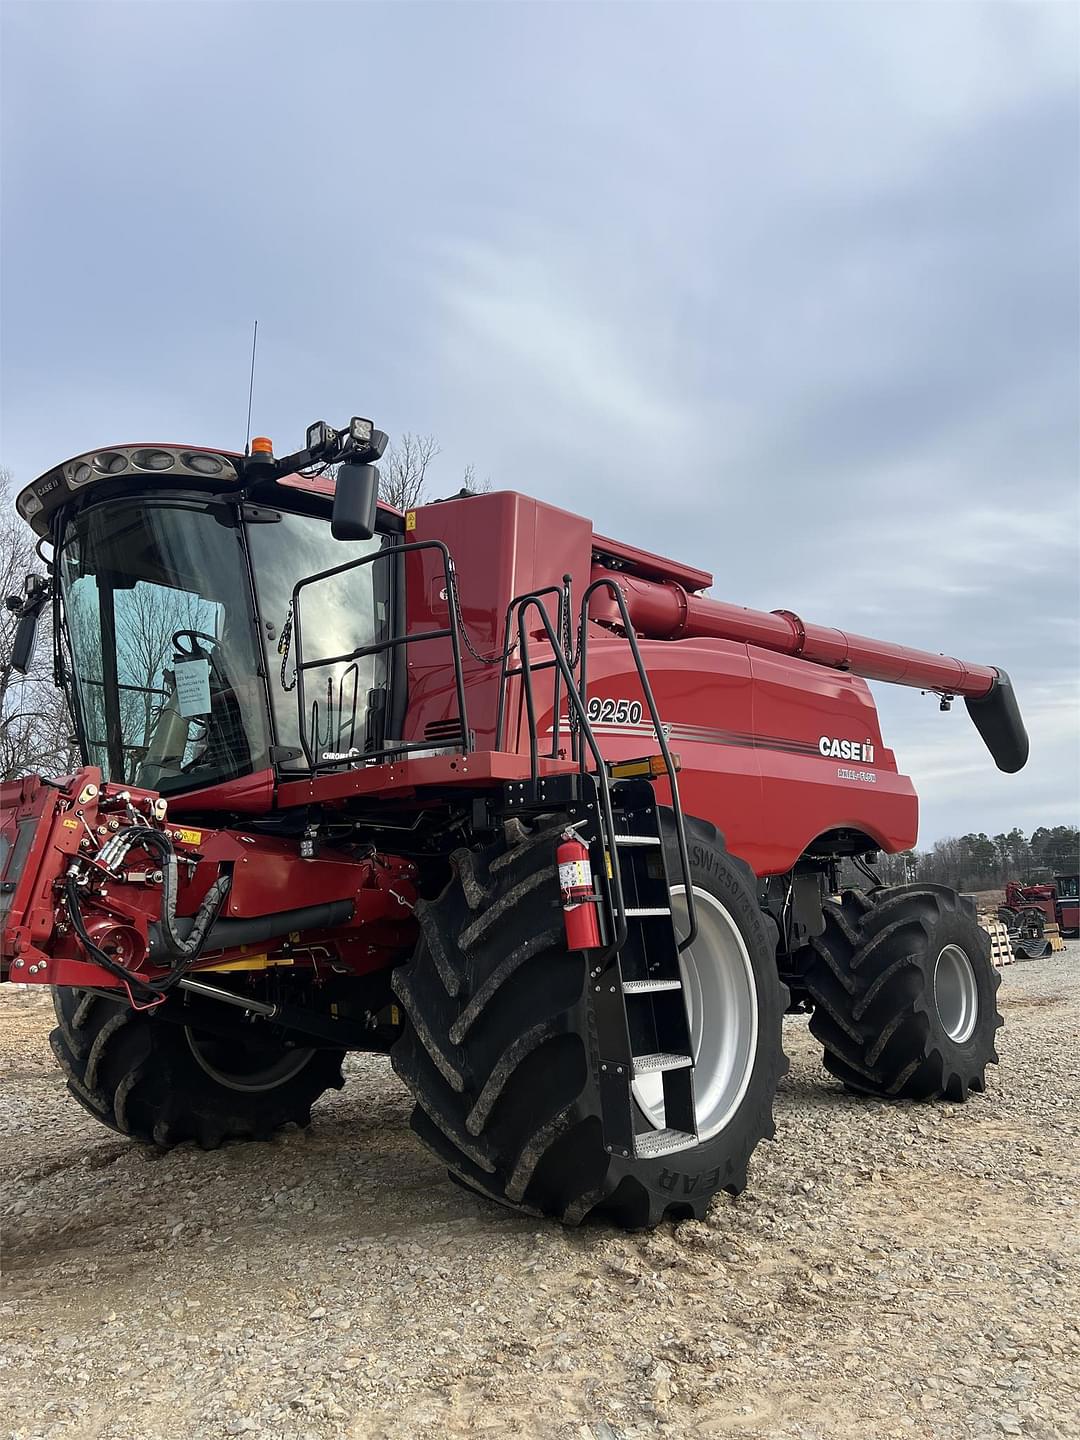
[
  {"x1": 49, "y1": 987, "x2": 347, "y2": 1148},
  {"x1": 802, "y1": 884, "x2": 1002, "y2": 1100},
  {"x1": 390, "y1": 814, "x2": 787, "y2": 1228}
]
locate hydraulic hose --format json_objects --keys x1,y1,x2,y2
[
  {"x1": 148, "y1": 899, "x2": 355, "y2": 961},
  {"x1": 64, "y1": 875, "x2": 166, "y2": 1005},
  {"x1": 69, "y1": 827, "x2": 233, "y2": 1001},
  {"x1": 98, "y1": 826, "x2": 231, "y2": 963}
]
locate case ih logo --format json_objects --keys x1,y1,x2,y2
[{"x1": 819, "y1": 736, "x2": 875, "y2": 763}]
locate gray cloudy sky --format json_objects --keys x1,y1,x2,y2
[{"x1": 2, "y1": 2, "x2": 1077, "y2": 846}]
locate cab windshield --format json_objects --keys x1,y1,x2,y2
[
  {"x1": 60, "y1": 500, "x2": 270, "y2": 792},
  {"x1": 59, "y1": 496, "x2": 395, "y2": 794}
]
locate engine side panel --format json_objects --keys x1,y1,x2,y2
[
  {"x1": 546, "y1": 637, "x2": 918, "y2": 876},
  {"x1": 746, "y1": 647, "x2": 917, "y2": 870}
]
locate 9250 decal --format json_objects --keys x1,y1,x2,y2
[{"x1": 586, "y1": 697, "x2": 644, "y2": 725}]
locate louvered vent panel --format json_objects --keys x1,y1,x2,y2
[{"x1": 425, "y1": 719, "x2": 464, "y2": 744}]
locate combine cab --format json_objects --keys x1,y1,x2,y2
[
  {"x1": 0, "y1": 418, "x2": 1029, "y2": 1227},
  {"x1": 1051, "y1": 875, "x2": 1079, "y2": 937}
]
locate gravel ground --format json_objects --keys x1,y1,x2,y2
[{"x1": 2, "y1": 950, "x2": 1078, "y2": 1440}]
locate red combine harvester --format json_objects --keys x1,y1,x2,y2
[
  {"x1": 1000, "y1": 878, "x2": 1080, "y2": 942},
  {"x1": 0, "y1": 420, "x2": 1030, "y2": 1227}
]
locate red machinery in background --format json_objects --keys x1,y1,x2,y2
[
  {"x1": 1000, "y1": 878, "x2": 1080, "y2": 940},
  {"x1": 1054, "y1": 876, "x2": 1080, "y2": 935}
]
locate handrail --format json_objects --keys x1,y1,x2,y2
[
  {"x1": 290, "y1": 539, "x2": 471, "y2": 771},
  {"x1": 579, "y1": 577, "x2": 698, "y2": 954},
  {"x1": 513, "y1": 594, "x2": 628, "y2": 962},
  {"x1": 495, "y1": 577, "x2": 700, "y2": 957},
  {"x1": 494, "y1": 584, "x2": 567, "y2": 758}
]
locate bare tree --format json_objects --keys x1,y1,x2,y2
[
  {"x1": 113, "y1": 581, "x2": 214, "y2": 761},
  {"x1": 379, "y1": 433, "x2": 442, "y2": 510},
  {"x1": 377, "y1": 434, "x2": 492, "y2": 509},
  {"x1": 0, "y1": 469, "x2": 79, "y2": 780},
  {"x1": 841, "y1": 827, "x2": 1079, "y2": 894},
  {"x1": 461, "y1": 463, "x2": 493, "y2": 495},
  {"x1": 0, "y1": 470, "x2": 36, "y2": 721}
]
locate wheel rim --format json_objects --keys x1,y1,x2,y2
[
  {"x1": 632, "y1": 886, "x2": 759, "y2": 1141},
  {"x1": 933, "y1": 944, "x2": 979, "y2": 1043},
  {"x1": 184, "y1": 1027, "x2": 317, "y2": 1093}
]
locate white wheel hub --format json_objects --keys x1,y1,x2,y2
[{"x1": 933, "y1": 943, "x2": 979, "y2": 1043}]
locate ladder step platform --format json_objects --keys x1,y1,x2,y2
[
  {"x1": 632, "y1": 1051, "x2": 693, "y2": 1075},
  {"x1": 613, "y1": 834, "x2": 661, "y2": 847},
  {"x1": 633, "y1": 1127, "x2": 698, "y2": 1159},
  {"x1": 621, "y1": 978, "x2": 682, "y2": 994},
  {"x1": 622, "y1": 906, "x2": 671, "y2": 918}
]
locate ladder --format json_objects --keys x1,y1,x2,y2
[
  {"x1": 592, "y1": 776, "x2": 699, "y2": 1160},
  {"x1": 498, "y1": 580, "x2": 701, "y2": 1161}
]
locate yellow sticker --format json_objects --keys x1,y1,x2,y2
[
  {"x1": 200, "y1": 953, "x2": 289, "y2": 973},
  {"x1": 176, "y1": 828, "x2": 202, "y2": 846},
  {"x1": 405, "y1": 510, "x2": 417, "y2": 531},
  {"x1": 62, "y1": 818, "x2": 79, "y2": 830}
]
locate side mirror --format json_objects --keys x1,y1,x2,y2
[
  {"x1": 11, "y1": 611, "x2": 40, "y2": 674},
  {"x1": 331, "y1": 462, "x2": 379, "y2": 542},
  {"x1": 6, "y1": 574, "x2": 51, "y2": 675}
]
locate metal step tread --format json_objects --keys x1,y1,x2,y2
[
  {"x1": 634, "y1": 1128, "x2": 698, "y2": 1159},
  {"x1": 632, "y1": 1051, "x2": 693, "y2": 1074},
  {"x1": 621, "y1": 978, "x2": 682, "y2": 994},
  {"x1": 622, "y1": 906, "x2": 671, "y2": 918},
  {"x1": 613, "y1": 834, "x2": 661, "y2": 847}
]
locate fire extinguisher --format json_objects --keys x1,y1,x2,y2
[{"x1": 557, "y1": 828, "x2": 602, "y2": 951}]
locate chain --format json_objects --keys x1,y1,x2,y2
[
  {"x1": 446, "y1": 564, "x2": 512, "y2": 667},
  {"x1": 277, "y1": 603, "x2": 297, "y2": 691}
]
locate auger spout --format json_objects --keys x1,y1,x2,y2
[{"x1": 591, "y1": 567, "x2": 1028, "y2": 772}]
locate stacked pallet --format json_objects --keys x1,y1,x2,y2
[
  {"x1": 980, "y1": 915, "x2": 1014, "y2": 967},
  {"x1": 1044, "y1": 922, "x2": 1067, "y2": 954}
]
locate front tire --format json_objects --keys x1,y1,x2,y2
[
  {"x1": 390, "y1": 814, "x2": 788, "y2": 1228},
  {"x1": 50, "y1": 987, "x2": 347, "y2": 1148},
  {"x1": 802, "y1": 884, "x2": 1002, "y2": 1100}
]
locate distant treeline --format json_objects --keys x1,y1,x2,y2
[{"x1": 843, "y1": 825, "x2": 1079, "y2": 894}]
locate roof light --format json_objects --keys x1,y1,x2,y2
[
  {"x1": 183, "y1": 452, "x2": 225, "y2": 476},
  {"x1": 350, "y1": 417, "x2": 374, "y2": 445},
  {"x1": 15, "y1": 446, "x2": 243, "y2": 537},
  {"x1": 250, "y1": 436, "x2": 274, "y2": 456},
  {"x1": 132, "y1": 448, "x2": 175, "y2": 471}
]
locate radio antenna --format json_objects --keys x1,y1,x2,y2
[{"x1": 243, "y1": 319, "x2": 259, "y2": 456}]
